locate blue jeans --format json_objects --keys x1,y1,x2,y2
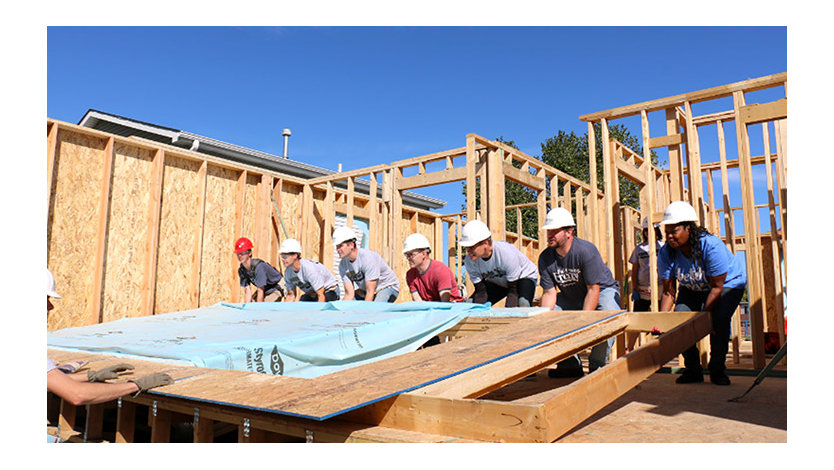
[
  {"x1": 356, "y1": 287, "x2": 399, "y2": 303},
  {"x1": 553, "y1": 287, "x2": 621, "y2": 372}
]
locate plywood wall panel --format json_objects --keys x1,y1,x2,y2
[
  {"x1": 101, "y1": 143, "x2": 154, "y2": 322},
  {"x1": 200, "y1": 164, "x2": 240, "y2": 307},
  {"x1": 47, "y1": 130, "x2": 107, "y2": 330},
  {"x1": 154, "y1": 155, "x2": 203, "y2": 315}
]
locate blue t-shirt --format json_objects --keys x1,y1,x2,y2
[{"x1": 657, "y1": 233, "x2": 746, "y2": 292}]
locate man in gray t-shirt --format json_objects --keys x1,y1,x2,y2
[
  {"x1": 459, "y1": 220, "x2": 538, "y2": 307},
  {"x1": 279, "y1": 238, "x2": 340, "y2": 302},
  {"x1": 537, "y1": 208, "x2": 621, "y2": 377},
  {"x1": 333, "y1": 226, "x2": 400, "y2": 302}
]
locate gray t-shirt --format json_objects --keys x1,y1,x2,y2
[
  {"x1": 339, "y1": 248, "x2": 401, "y2": 293},
  {"x1": 284, "y1": 258, "x2": 339, "y2": 295},
  {"x1": 463, "y1": 240, "x2": 538, "y2": 288},
  {"x1": 538, "y1": 237, "x2": 620, "y2": 303},
  {"x1": 628, "y1": 240, "x2": 664, "y2": 300}
]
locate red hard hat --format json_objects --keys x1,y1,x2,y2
[{"x1": 234, "y1": 237, "x2": 253, "y2": 253}]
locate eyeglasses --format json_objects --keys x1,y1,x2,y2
[
  {"x1": 280, "y1": 253, "x2": 296, "y2": 259},
  {"x1": 404, "y1": 251, "x2": 421, "y2": 259}
]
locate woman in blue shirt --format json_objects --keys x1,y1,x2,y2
[{"x1": 658, "y1": 201, "x2": 747, "y2": 386}]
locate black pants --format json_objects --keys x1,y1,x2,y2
[
  {"x1": 675, "y1": 286, "x2": 745, "y2": 374},
  {"x1": 300, "y1": 290, "x2": 340, "y2": 302},
  {"x1": 470, "y1": 279, "x2": 536, "y2": 307},
  {"x1": 633, "y1": 298, "x2": 652, "y2": 312}
]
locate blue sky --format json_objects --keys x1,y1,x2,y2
[{"x1": 47, "y1": 26, "x2": 787, "y2": 235}]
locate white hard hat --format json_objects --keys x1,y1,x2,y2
[
  {"x1": 279, "y1": 238, "x2": 303, "y2": 254},
  {"x1": 661, "y1": 201, "x2": 699, "y2": 225},
  {"x1": 46, "y1": 269, "x2": 61, "y2": 298},
  {"x1": 541, "y1": 207, "x2": 575, "y2": 231},
  {"x1": 403, "y1": 233, "x2": 431, "y2": 254},
  {"x1": 332, "y1": 226, "x2": 358, "y2": 246},
  {"x1": 459, "y1": 220, "x2": 492, "y2": 248}
]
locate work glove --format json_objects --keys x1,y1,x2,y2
[
  {"x1": 631, "y1": 292, "x2": 640, "y2": 303},
  {"x1": 87, "y1": 363, "x2": 135, "y2": 382},
  {"x1": 129, "y1": 373, "x2": 174, "y2": 394}
]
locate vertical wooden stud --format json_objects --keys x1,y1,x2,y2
[
  {"x1": 115, "y1": 399, "x2": 135, "y2": 443},
  {"x1": 733, "y1": 90, "x2": 766, "y2": 369},
  {"x1": 89, "y1": 136, "x2": 115, "y2": 325}
]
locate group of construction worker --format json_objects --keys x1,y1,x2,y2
[
  {"x1": 45, "y1": 199, "x2": 745, "y2": 421},
  {"x1": 232, "y1": 199, "x2": 746, "y2": 385}
]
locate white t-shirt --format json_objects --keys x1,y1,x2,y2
[
  {"x1": 628, "y1": 240, "x2": 664, "y2": 300},
  {"x1": 339, "y1": 248, "x2": 401, "y2": 292},
  {"x1": 284, "y1": 258, "x2": 339, "y2": 295},
  {"x1": 464, "y1": 240, "x2": 538, "y2": 288}
]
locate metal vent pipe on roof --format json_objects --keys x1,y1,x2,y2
[{"x1": 282, "y1": 128, "x2": 291, "y2": 159}]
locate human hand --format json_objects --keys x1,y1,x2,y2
[{"x1": 87, "y1": 363, "x2": 135, "y2": 382}]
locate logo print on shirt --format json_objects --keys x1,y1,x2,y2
[
  {"x1": 289, "y1": 275, "x2": 311, "y2": 291},
  {"x1": 482, "y1": 268, "x2": 507, "y2": 280},
  {"x1": 347, "y1": 270, "x2": 365, "y2": 282},
  {"x1": 549, "y1": 267, "x2": 581, "y2": 286}
]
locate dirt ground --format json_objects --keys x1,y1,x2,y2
[{"x1": 557, "y1": 371, "x2": 786, "y2": 443}]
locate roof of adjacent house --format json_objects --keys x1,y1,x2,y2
[{"x1": 78, "y1": 109, "x2": 446, "y2": 211}]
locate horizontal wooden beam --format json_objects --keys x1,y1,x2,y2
[
  {"x1": 503, "y1": 163, "x2": 546, "y2": 191},
  {"x1": 648, "y1": 133, "x2": 685, "y2": 149},
  {"x1": 397, "y1": 166, "x2": 467, "y2": 190},
  {"x1": 739, "y1": 99, "x2": 787, "y2": 126},
  {"x1": 579, "y1": 72, "x2": 786, "y2": 122},
  {"x1": 614, "y1": 158, "x2": 647, "y2": 185}
]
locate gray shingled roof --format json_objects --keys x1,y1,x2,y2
[{"x1": 78, "y1": 109, "x2": 446, "y2": 211}]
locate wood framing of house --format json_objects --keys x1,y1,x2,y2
[
  {"x1": 48, "y1": 309, "x2": 709, "y2": 443},
  {"x1": 46, "y1": 73, "x2": 787, "y2": 443},
  {"x1": 580, "y1": 72, "x2": 787, "y2": 368}
]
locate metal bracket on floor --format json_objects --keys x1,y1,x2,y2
[
  {"x1": 306, "y1": 429, "x2": 314, "y2": 443},
  {"x1": 243, "y1": 418, "x2": 251, "y2": 438}
]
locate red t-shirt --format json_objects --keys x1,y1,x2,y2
[{"x1": 406, "y1": 260, "x2": 463, "y2": 302}]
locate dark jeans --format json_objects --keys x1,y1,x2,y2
[
  {"x1": 469, "y1": 278, "x2": 536, "y2": 307},
  {"x1": 675, "y1": 286, "x2": 745, "y2": 374},
  {"x1": 300, "y1": 290, "x2": 340, "y2": 302}
]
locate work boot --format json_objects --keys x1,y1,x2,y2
[
  {"x1": 710, "y1": 371, "x2": 731, "y2": 386},
  {"x1": 675, "y1": 369, "x2": 704, "y2": 384},
  {"x1": 548, "y1": 367, "x2": 584, "y2": 379}
]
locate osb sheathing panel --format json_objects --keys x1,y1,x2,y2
[
  {"x1": 280, "y1": 182, "x2": 302, "y2": 242},
  {"x1": 199, "y1": 165, "x2": 240, "y2": 307},
  {"x1": 101, "y1": 143, "x2": 154, "y2": 322},
  {"x1": 155, "y1": 155, "x2": 203, "y2": 315},
  {"x1": 47, "y1": 130, "x2": 107, "y2": 330}
]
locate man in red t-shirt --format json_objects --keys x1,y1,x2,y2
[{"x1": 403, "y1": 233, "x2": 462, "y2": 302}]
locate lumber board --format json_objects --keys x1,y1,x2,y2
[
  {"x1": 739, "y1": 99, "x2": 787, "y2": 125},
  {"x1": 397, "y1": 166, "x2": 467, "y2": 190},
  {"x1": 648, "y1": 132, "x2": 685, "y2": 149},
  {"x1": 524, "y1": 311, "x2": 712, "y2": 441},
  {"x1": 47, "y1": 310, "x2": 624, "y2": 421},
  {"x1": 579, "y1": 72, "x2": 786, "y2": 121},
  {"x1": 415, "y1": 311, "x2": 627, "y2": 399}
]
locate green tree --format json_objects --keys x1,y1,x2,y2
[
  {"x1": 462, "y1": 127, "x2": 660, "y2": 238},
  {"x1": 540, "y1": 123, "x2": 662, "y2": 210}
]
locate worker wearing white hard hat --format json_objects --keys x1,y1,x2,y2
[
  {"x1": 46, "y1": 269, "x2": 173, "y2": 423},
  {"x1": 403, "y1": 233, "x2": 462, "y2": 303},
  {"x1": 334, "y1": 226, "x2": 400, "y2": 302},
  {"x1": 658, "y1": 201, "x2": 746, "y2": 386},
  {"x1": 628, "y1": 217, "x2": 664, "y2": 312},
  {"x1": 279, "y1": 238, "x2": 340, "y2": 302},
  {"x1": 459, "y1": 220, "x2": 538, "y2": 307},
  {"x1": 537, "y1": 207, "x2": 621, "y2": 378}
]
